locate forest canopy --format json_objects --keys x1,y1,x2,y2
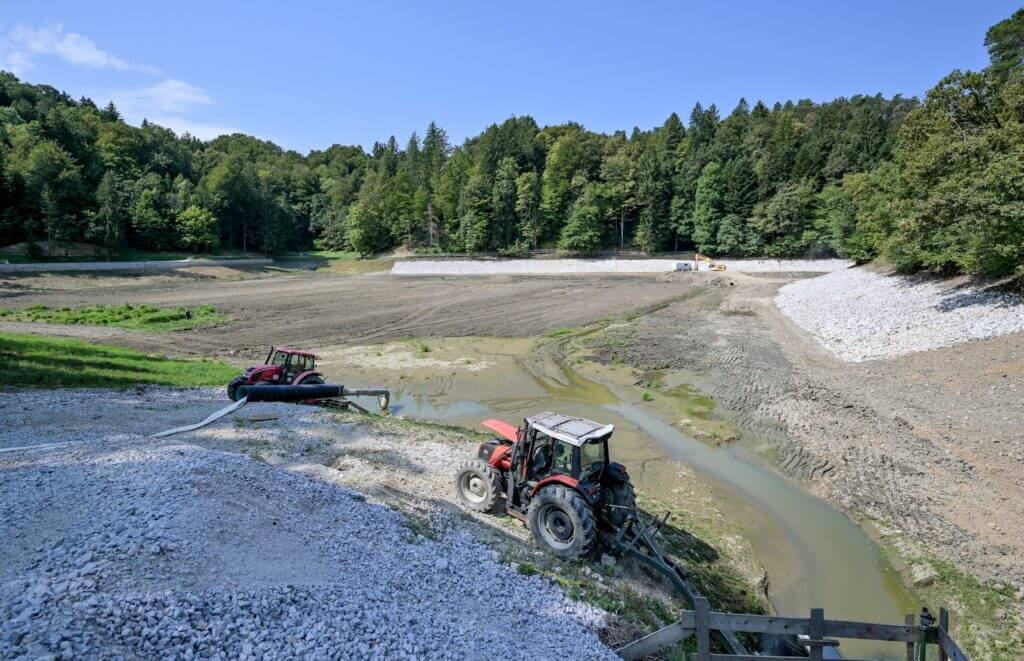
[{"x1": 1, "y1": 8, "x2": 1023, "y2": 279}]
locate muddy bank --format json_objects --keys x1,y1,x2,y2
[
  {"x1": 585, "y1": 272, "x2": 1024, "y2": 658},
  {"x1": 317, "y1": 336, "x2": 922, "y2": 659}
]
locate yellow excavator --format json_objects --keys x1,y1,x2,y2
[{"x1": 695, "y1": 253, "x2": 726, "y2": 271}]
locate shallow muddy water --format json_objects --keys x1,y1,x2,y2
[{"x1": 321, "y1": 339, "x2": 918, "y2": 659}]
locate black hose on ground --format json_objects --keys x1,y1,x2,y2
[
  {"x1": 238, "y1": 384, "x2": 344, "y2": 401},
  {"x1": 237, "y1": 384, "x2": 391, "y2": 410}
]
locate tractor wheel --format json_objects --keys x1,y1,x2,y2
[
  {"x1": 227, "y1": 376, "x2": 247, "y2": 401},
  {"x1": 527, "y1": 485, "x2": 597, "y2": 559},
  {"x1": 602, "y1": 479, "x2": 636, "y2": 529},
  {"x1": 454, "y1": 459, "x2": 502, "y2": 513},
  {"x1": 296, "y1": 375, "x2": 324, "y2": 386}
]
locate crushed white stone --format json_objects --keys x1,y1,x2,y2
[
  {"x1": 776, "y1": 267, "x2": 1024, "y2": 361},
  {"x1": 0, "y1": 388, "x2": 613, "y2": 660},
  {"x1": 391, "y1": 258, "x2": 851, "y2": 276}
]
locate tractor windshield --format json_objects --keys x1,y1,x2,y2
[
  {"x1": 271, "y1": 352, "x2": 288, "y2": 366},
  {"x1": 579, "y1": 440, "x2": 607, "y2": 480}
]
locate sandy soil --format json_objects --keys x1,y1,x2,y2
[{"x1": 0, "y1": 269, "x2": 685, "y2": 363}]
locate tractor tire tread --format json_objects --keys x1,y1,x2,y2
[
  {"x1": 454, "y1": 459, "x2": 502, "y2": 513},
  {"x1": 527, "y1": 485, "x2": 597, "y2": 559},
  {"x1": 227, "y1": 376, "x2": 247, "y2": 402}
]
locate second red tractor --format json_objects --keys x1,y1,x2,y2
[{"x1": 227, "y1": 346, "x2": 325, "y2": 401}]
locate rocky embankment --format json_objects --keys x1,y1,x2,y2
[
  {"x1": 776, "y1": 267, "x2": 1024, "y2": 361},
  {"x1": 0, "y1": 389, "x2": 613, "y2": 660}
]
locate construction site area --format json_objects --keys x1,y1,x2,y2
[{"x1": 1, "y1": 258, "x2": 1021, "y2": 660}]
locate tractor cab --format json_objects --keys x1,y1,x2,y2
[
  {"x1": 519, "y1": 412, "x2": 613, "y2": 488},
  {"x1": 266, "y1": 347, "x2": 316, "y2": 381}
]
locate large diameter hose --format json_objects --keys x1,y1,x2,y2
[
  {"x1": 237, "y1": 384, "x2": 391, "y2": 410},
  {"x1": 238, "y1": 384, "x2": 343, "y2": 401}
]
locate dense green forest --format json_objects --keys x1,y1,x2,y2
[{"x1": 1, "y1": 9, "x2": 1022, "y2": 278}]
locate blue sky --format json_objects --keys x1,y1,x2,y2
[{"x1": 1, "y1": 1, "x2": 1019, "y2": 153}]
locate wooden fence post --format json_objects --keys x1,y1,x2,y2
[
  {"x1": 809, "y1": 608, "x2": 824, "y2": 661},
  {"x1": 939, "y1": 608, "x2": 949, "y2": 661},
  {"x1": 695, "y1": 597, "x2": 711, "y2": 661},
  {"x1": 904, "y1": 614, "x2": 915, "y2": 661}
]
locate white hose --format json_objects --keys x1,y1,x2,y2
[{"x1": 151, "y1": 396, "x2": 249, "y2": 438}]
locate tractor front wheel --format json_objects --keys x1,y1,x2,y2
[
  {"x1": 528, "y1": 485, "x2": 596, "y2": 559},
  {"x1": 454, "y1": 459, "x2": 502, "y2": 513},
  {"x1": 227, "y1": 376, "x2": 247, "y2": 401}
]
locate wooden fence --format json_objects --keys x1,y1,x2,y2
[{"x1": 617, "y1": 598, "x2": 968, "y2": 660}]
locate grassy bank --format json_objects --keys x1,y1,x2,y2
[
  {"x1": 0, "y1": 304, "x2": 223, "y2": 332},
  {"x1": 280, "y1": 250, "x2": 396, "y2": 275},
  {"x1": 0, "y1": 244, "x2": 250, "y2": 263},
  {"x1": 878, "y1": 536, "x2": 1024, "y2": 660},
  {"x1": 0, "y1": 332, "x2": 237, "y2": 388}
]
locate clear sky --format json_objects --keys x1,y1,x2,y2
[{"x1": 1, "y1": 1, "x2": 1019, "y2": 152}]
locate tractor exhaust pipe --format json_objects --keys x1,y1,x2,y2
[{"x1": 237, "y1": 384, "x2": 391, "y2": 410}]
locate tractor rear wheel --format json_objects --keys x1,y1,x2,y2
[
  {"x1": 528, "y1": 485, "x2": 596, "y2": 559},
  {"x1": 454, "y1": 459, "x2": 501, "y2": 513},
  {"x1": 602, "y1": 479, "x2": 636, "y2": 529},
  {"x1": 227, "y1": 376, "x2": 247, "y2": 401}
]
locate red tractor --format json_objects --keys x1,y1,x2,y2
[
  {"x1": 227, "y1": 347, "x2": 325, "y2": 401},
  {"x1": 455, "y1": 412, "x2": 636, "y2": 558}
]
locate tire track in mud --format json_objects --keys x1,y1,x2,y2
[{"x1": 587, "y1": 274, "x2": 1020, "y2": 591}]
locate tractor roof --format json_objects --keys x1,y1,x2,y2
[
  {"x1": 276, "y1": 347, "x2": 316, "y2": 358},
  {"x1": 526, "y1": 412, "x2": 614, "y2": 447}
]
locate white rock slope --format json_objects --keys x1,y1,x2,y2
[
  {"x1": 776, "y1": 267, "x2": 1024, "y2": 361},
  {"x1": 392, "y1": 258, "x2": 852, "y2": 276}
]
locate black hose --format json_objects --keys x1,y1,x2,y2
[
  {"x1": 237, "y1": 384, "x2": 344, "y2": 402},
  {"x1": 235, "y1": 384, "x2": 391, "y2": 410}
]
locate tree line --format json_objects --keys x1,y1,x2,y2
[{"x1": 1, "y1": 9, "x2": 1022, "y2": 278}]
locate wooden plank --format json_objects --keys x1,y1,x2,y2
[
  {"x1": 702, "y1": 612, "x2": 919, "y2": 642},
  {"x1": 936, "y1": 623, "x2": 969, "y2": 661},
  {"x1": 808, "y1": 608, "x2": 824, "y2": 661},
  {"x1": 904, "y1": 614, "x2": 915, "y2": 661},
  {"x1": 615, "y1": 622, "x2": 693, "y2": 660},
  {"x1": 616, "y1": 607, "x2": 955, "y2": 659},
  {"x1": 695, "y1": 597, "x2": 711, "y2": 661},
  {"x1": 938, "y1": 608, "x2": 949, "y2": 661}
]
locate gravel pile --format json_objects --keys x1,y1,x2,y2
[
  {"x1": 776, "y1": 267, "x2": 1024, "y2": 361},
  {"x1": 0, "y1": 390, "x2": 613, "y2": 659},
  {"x1": 392, "y1": 258, "x2": 851, "y2": 276}
]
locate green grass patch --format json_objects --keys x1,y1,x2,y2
[
  {"x1": 892, "y1": 552, "x2": 1023, "y2": 660},
  {"x1": 0, "y1": 332, "x2": 238, "y2": 388},
  {"x1": 0, "y1": 303, "x2": 224, "y2": 332},
  {"x1": 283, "y1": 249, "x2": 361, "y2": 261},
  {"x1": 0, "y1": 247, "x2": 249, "y2": 263},
  {"x1": 544, "y1": 327, "x2": 576, "y2": 338}
]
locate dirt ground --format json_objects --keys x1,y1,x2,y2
[
  {"x1": 4, "y1": 265, "x2": 1023, "y2": 652},
  {"x1": 0, "y1": 267, "x2": 685, "y2": 363},
  {"x1": 587, "y1": 273, "x2": 1024, "y2": 593}
]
